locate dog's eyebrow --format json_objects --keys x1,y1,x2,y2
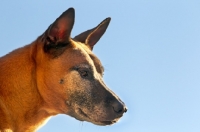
[
  {"x1": 89, "y1": 54, "x2": 104, "y2": 75},
  {"x1": 72, "y1": 63, "x2": 92, "y2": 70}
]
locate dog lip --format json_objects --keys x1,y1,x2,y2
[
  {"x1": 76, "y1": 108, "x2": 118, "y2": 125},
  {"x1": 99, "y1": 120, "x2": 116, "y2": 125}
]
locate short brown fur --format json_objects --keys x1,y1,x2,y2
[{"x1": 0, "y1": 8, "x2": 127, "y2": 132}]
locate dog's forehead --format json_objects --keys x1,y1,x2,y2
[
  {"x1": 69, "y1": 41, "x2": 92, "y2": 60},
  {"x1": 69, "y1": 41, "x2": 104, "y2": 74}
]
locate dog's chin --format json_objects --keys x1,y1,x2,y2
[
  {"x1": 93, "y1": 120, "x2": 118, "y2": 126},
  {"x1": 72, "y1": 108, "x2": 119, "y2": 126}
]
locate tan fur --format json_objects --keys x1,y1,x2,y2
[{"x1": 0, "y1": 8, "x2": 127, "y2": 132}]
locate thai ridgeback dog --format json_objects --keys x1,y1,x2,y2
[{"x1": 0, "y1": 8, "x2": 127, "y2": 132}]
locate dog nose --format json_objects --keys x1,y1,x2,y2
[{"x1": 112, "y1": 100, "x2": 127, "y2": 114}]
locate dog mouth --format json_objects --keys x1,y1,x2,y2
[
  {"x1": 76, "y1": 108, "x2": 118, "y2": 125},
  {"x1": 99, "y1": 120, "x2": 117, "y2": 125}
]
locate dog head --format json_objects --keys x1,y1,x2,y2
[{"x1": 36, "y1": 8, "x2": 127, "y2": 125}]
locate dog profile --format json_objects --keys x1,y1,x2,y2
[{"x1": 0, "y1": 7, "x2": 127, "y2": 132}]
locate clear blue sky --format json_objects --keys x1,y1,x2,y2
[{"x1": 1, "y1": 1, "x2": 200, "y2": 132}]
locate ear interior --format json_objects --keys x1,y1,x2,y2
[
  {"x1": 43, "y1": 8, "x2": 75, "y2": 48},
  {"x1": 42, "y1": 8, "x2": 75, "y2": 57}
]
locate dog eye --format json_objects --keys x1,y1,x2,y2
[
  {"x1": 77, "y1": 68, "x2": 90, "y2": 78},
  {"x1": 74, "y1": 66, "x2": 92, "y2": 79},
  {"x1": 80, "y1": 71, "x2": 88, "y2": 77}
]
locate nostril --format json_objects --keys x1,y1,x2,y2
[
  {"x1": 113, "y1": 106, "x2": 123, "y2": 113},
  {"x1": 112, "y1": 101, "x2": 126, "y2": 114},
  {"x1": 124, "y1": 107, "x2": 128, "y2": 113}
]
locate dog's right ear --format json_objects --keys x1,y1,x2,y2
[{"x1": 42, "y1": 8, "x2": 75, "y2": 55}]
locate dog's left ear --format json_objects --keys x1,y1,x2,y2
[{"x1": 74, "y1": 17, "x2": 111, "y2": 50}]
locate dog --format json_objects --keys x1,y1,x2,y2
[{"x1": 0, "y1": 7, "x2": 127, "y2": 132}]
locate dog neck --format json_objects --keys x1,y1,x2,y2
[{"x1": 0, "y1": 43, "x2": 51, "y2": 132}]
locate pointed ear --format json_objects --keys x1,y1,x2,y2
[
  {"x1": 42, "y1": 8, "x2": 75, "y2": 53},
  {"x1": 74, "y1": 17, "x2": 111, "y2": 50}
]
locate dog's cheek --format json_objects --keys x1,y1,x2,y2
[
  {"x1": 63, "y1": 72, "x2": 93, "y2": 107},
  {"x1": 68, "y1": 80, "x2": 94, "y2": 109}
]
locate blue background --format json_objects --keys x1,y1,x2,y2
[{"x1": 0, "y1": 1, "x2": 200, "y2": 132}]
